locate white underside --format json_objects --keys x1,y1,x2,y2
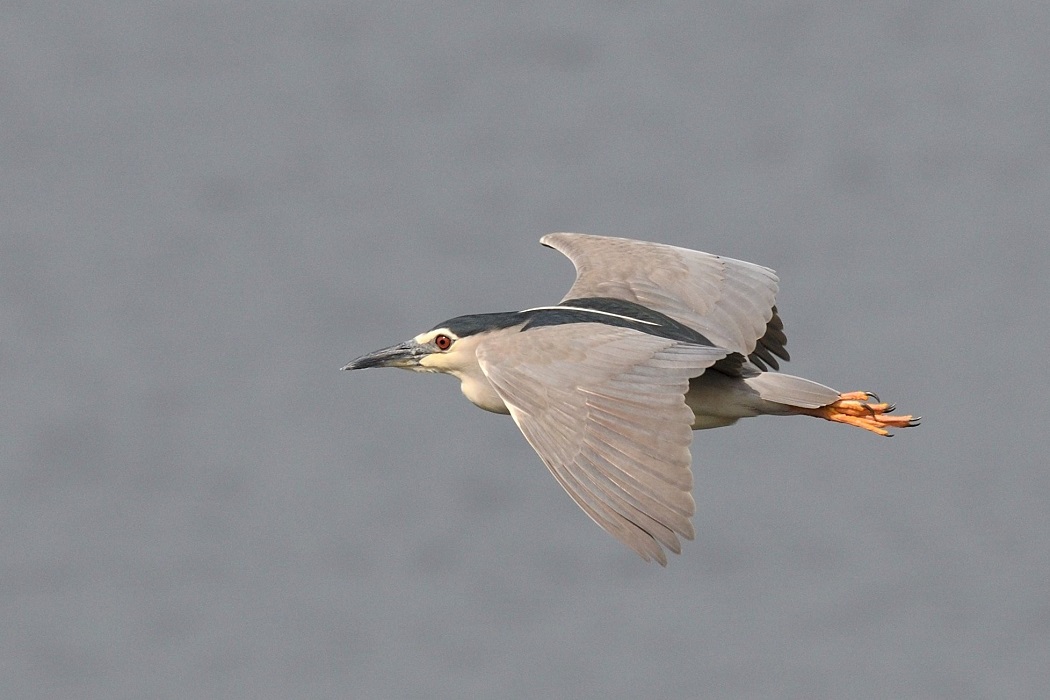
[{"x1": 451, "y1": 358, "x2": 840, "y2": 428}]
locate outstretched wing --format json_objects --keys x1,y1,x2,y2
[
  {"x1": 541, "y1": 232, "x2": 789, "y2": 370},
  {"x1": 475, "y1": 323, "x2": 726, "y2": 565}
]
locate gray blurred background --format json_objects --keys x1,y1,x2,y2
[{"x1": 3, "y1": 2, "x2": 1048, "y2": 698}]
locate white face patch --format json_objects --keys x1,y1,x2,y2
[
  {"x1": 410, "y1": 327, "x2": 462, "y2": 373},
  {"x1": 412, "y1": 328, "x2": 459, "y2": 345}
]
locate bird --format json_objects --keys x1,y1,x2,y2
[{"x1": 343, "y1": 233, "x2": 919, "y2": 565}]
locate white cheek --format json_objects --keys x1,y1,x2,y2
[{"x1": 418, "y1": 353, "x2": 455, "y2": 372}]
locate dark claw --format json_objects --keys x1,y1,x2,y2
[
  {"x1": 909, "y1": 417, "x2": 922, "y2": 426},
  {"x1": 886, "y1": 403, "x2": 896, "y2": 413},
  {"x1": 865, "y1": 391, "x2": 880, "y2": 402}
]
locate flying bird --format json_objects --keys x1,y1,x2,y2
[{"x1": 343, "y1": 233, "x2": 919, "y2": 564}]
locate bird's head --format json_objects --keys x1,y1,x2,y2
[
  {"x1": 343, "y1": 312, "x2": 526, "y2": 374},
  {"x1": 342, "y1": 312, "x2": 525, "y2": 414},
  {"x1": 342, "y1": 327, "x2": 462, "y2": 373}
]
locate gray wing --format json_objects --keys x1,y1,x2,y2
[
  {"x1": 475, "y1": 323, "x2": 727, "y2": 565},
  {"x1": 541, "y1": 232, "x2": 790, "y2": 370}
]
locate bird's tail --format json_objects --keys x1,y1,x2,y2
[{"x1": 743, "y1": 372, "x2": 840, "y2": 409}]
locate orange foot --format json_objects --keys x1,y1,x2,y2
[{"x1": 801, "y1": 391, "x2": 921, "y2": 437}]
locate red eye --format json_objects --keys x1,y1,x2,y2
[{"x1": 434, "y1": 334, "x2": 452, "y2": 351}]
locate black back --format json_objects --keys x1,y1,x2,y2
[{"x1": 433, "y1": 297, "x2": 714, "y2": 347}]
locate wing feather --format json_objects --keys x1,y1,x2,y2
[
  {"x1": 476, "y1": 323, "x2": 726, "y2": 564},
  {"x1": 541, "y1": 232, "x2": 790, "y2": 370}
]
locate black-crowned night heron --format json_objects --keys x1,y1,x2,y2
[{"x1": 344, "y1": 233, "x2": 918, "y2": 564}]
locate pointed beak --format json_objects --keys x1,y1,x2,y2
[{"x1": 342, "y1": 340, "x2": 426, "y2": 371}]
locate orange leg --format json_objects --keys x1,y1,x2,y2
[{"x1": 797, "y1": 391, "x2": 920, "y2": 437}]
